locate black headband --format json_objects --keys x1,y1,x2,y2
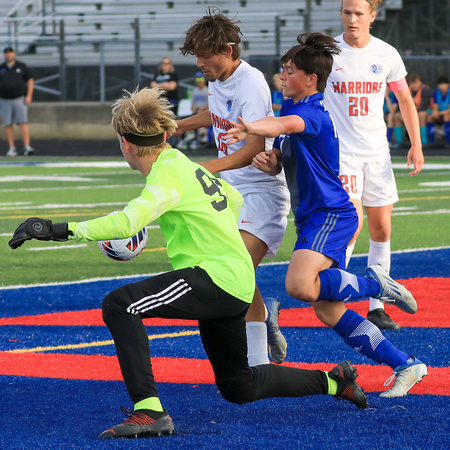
[{"x1": 122, "y1": 132, "x2": 165, "y2": 146}]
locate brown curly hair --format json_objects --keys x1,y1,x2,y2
[{"x1": 180, "y1": 7, "x2": 242, "y2": 60}]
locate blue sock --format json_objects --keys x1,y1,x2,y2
[
  {"x1": 420, "y1": 126, "x2": 428, "y2": 144},
  {"x1": 333, "y1": 309, "x2": 410, "y2": 369},
  {"x1": 394, "y1": 126, "x2": 403, "y2": 144},
  {"x1": 318, "y1": 269, "x2": 380, "y2": 302},
  {"x1": 445, "y1": 121, "x2": 450, "y2": 143},
  {"x1": 426, "y1": 122, "x2": 435, "y2": 144},
  {"x1": 387, "y1": 127, "x2": 393, "y2": 142}
]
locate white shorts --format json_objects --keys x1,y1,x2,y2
[
  {"x1": 236, "y1": 182, "x2": 290, "y2": 257},
  {"x1": 339, "y1": 155, "x2": 399, "y2": 207}
]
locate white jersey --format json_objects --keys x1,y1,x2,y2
[
  {"x1": 324, "y1": 34, "x2": 407, "y2": 162},
  {"x1": 208, "y1": 60, "x2": 286, "y2": 187}
]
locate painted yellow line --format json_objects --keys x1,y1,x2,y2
[
  {"x1": 399, "y1": 195, "x2": 450, "y2": 201},
  {"x1": 7, "y1": 329, "x2": 199, "y2": 354},
  {"x1": 143, "y1": 247, "x2": 166, "y2": 252}
]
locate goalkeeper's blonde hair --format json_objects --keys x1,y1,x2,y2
[{"x1": 111, "y1": 87, "x2": 177, "y2": 156}]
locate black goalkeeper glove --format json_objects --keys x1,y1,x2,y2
[{"x1": 9, "y1": 217, "x2": 71, "y2": 249}]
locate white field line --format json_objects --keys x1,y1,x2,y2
[
  {"x1": 1, "y1": 182, "x2": 449, "y2": 197},
  {"x1": 420, "y1": 181, "x2": 450, "y2": 187},
  {"x1": 0, "y1": 202, "x2": 33, "y2": 206},
  {"x1": 391, "y1": 209, "x2": 450, "y2": 217},
  {"x1": 0, "y1": 202, "x2": 128, "y2": 211},
  {"x1": 2, "y1": 161, "x2": 449, "y2": 169},
  {"x1": 284, "y1": 208, "x2": 450, "y2": 222},
  {"x1": 0, "y1": 161, "x2": 129, "y2": 168},
  {"x1": 1, "y1": 246, "x2": 449, "y2": 291},
  {"x1": 26, "y1": 244, "x2": 88, "y2": 251},
  {"x1": 0, "y1": 184, "x2": 142, "y2": 193},
  {"x1": 0, "y1": 224, "x2": 160, "y2": 238},
  {"x1": 391, "y1": 163, "x2": 450, "y2": 170},
  {"x1": 0, "y1": 175, "x2": 100, "y2": 182},
  {"x1": 259, "y1": 245, "x2": 450, "y2": 267},
  {"x1": 395, "y1": 170, "x2": 450, "y2": 176}
]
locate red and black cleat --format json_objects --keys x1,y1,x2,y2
[
  {"x1": 329, "y1": 360, "x2": 368, "y2": 410},
  {"x1": 98, "y1": 407, "x2": 175, "y2": 439}
]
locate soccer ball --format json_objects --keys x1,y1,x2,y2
[{"x1": 98, "y1": 227, "x2": 148, "y2": 261}]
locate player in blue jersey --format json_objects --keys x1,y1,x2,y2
[{"x1": 225, "y1": 32, "x2": 427, "y2": 398}]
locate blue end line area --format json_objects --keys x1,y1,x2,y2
[{"x1": 0, "y1": 249, "x2": 449, "y2": 447}]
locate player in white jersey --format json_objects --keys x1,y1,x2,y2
[
  {"x1": 176, "y1": 8, "x2": 290, "y2": 366},
  {"x1": 324, "y1": 0, "x2": 424, "y2": 330}
]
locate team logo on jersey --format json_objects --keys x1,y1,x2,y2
[
  {"x1": 226, "y1": 100, "x2": 233, "y2": 111},
  {"x1": 370, "y1": 63, "x2": 383, "y2": 75}
]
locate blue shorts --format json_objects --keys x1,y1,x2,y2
[
  {"x1": 0, "y1": 97, "x2": 28, "y2": 125},
  {"x1": 293, "y1": 209, "x2": 358, "y2": 268}
]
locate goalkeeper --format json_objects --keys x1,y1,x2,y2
[{"x1": 9, "y1": 87, "x2": 367, "y2": 440}]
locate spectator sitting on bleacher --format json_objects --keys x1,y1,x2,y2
[
  {"x1": 429, "y1": 76, "x2": 450, "y2": 148},
  {"x1": 271, "y1": 72, "x2": 284, "y2": 117},
  {"x1": 178, "y1": 72, "x2": 210, "y2": 151},
  {"x1": 191, "y1": 72, "x2": 209, "y2": 146},
  {"x1": 407, "y1": 72, "x2": 433, "y2": 147},
  {"x1": 385, "y1": 85, "x2": 404, "y2": 148}
]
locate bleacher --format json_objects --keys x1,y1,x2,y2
[{"x1": 0, "y1": 0, "x2": 344, "y2": 66}]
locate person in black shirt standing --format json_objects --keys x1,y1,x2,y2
[
  {"x1": 151, "y1": 57, "x2": 179, "y2": 116},
  {"x1": 0, "y1": 46, "x2": 35, "y2": 156}
]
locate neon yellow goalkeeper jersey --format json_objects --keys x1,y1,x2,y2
[{"x1": 68, "y1": 148, "x2": 255, "y2": 303}]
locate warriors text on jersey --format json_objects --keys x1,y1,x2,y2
[
  {"x1": 68, "y1": 148, "x2": 255, "y2": 303},
  {"x1": 324, "y1": 34, "x2": 407, "y2": 162},
  {"x1": 207, "y1": 59, "x2": 285, "y2": 187}
]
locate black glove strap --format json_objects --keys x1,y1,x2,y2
[{"x1": 53, "y1": 222, "x2": 71, "y2": 240}]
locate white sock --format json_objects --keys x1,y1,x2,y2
[
  {"x1": 246, "y1": 321, "x2": 269, "y2": 366},
  {"x1": 368, "y1": 238, "x2": 391, "y2": 311},
  {"x1": 345, "y1": 241, "x2": 356, "y2": 269}
]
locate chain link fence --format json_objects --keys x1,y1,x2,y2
[{"x1": 21, "y1": 40, "x2": 450, "y2": 103}]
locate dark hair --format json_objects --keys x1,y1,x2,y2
[
  {"x1": 437, "y1": 76, "x2": 449, "y2": 85},
  {"x1": 407, "y1": 73, "x2": 422, "y2": 83},
  {"x1": 281, "y1": 32, "x2": 340, "y2": 93},
  {"x1": 180, "y1": 7, "x2": 242, "y2": 60}
]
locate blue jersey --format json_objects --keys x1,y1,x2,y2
[
  {"x1": 433, "y1": 88, "x2": 450, "y2": 112},
  {"x1": 272, "y1": 90, "x2": 284, "y2": 117},
  {"x1": 274, "y1": 93, "x2": 356, "y2": 228},
  {"x1": 383, "y1": 91, "x2": 398, "y2": 115}
]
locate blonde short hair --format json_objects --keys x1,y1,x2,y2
[
  {"x1": 111, "y1": 87, "x2": 177, "y2": 156},
  {"x1": 341, "y1": 0, "x2": 383, "y2": 12}
]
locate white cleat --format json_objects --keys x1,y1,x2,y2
[
  {"x1": 366, "y1": 264, "x2": 418, "y2": 314},
  {"x1": 380, "y1": 358, "x2": 428, "y2": 398},
  {"x1": 263, "y1": 297, "x2": 287, "y2": 364}
]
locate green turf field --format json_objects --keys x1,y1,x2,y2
[{"x1": 2, "y1": 155, "x2": 450, "y2": 287}]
